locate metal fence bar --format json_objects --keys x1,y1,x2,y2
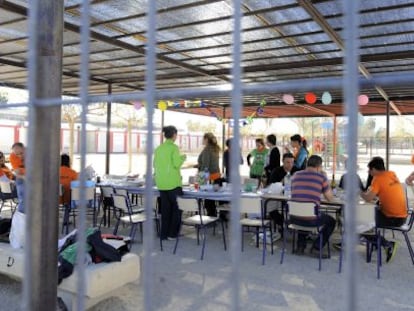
[
  {"x1": 4, "y1": 69, "x2": 414, "y2": 109},
  {"x1": 143, "y1": 0, "x2": 157, "y2": 310},
  {"x1": 343, "y1": 0, "x2": 360, "y2": 310},
  {"x1": 230, "y1": 1, "x2": 242, "y2": 310},
  {"x1": 23, "y1": 1, "x2": 63, "y2": 310},
  {"x1": 75, "y1": 0, "x2": 93, "y2": 310}
]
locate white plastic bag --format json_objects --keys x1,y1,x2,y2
[
  {"x1": 9, "y1": 210, "x2": 26, "y2": 249},
  {"x1": 268, "y1": 182, "x2": 283, "y2": 194}
]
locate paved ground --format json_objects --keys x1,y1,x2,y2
[
  {"x1": 85, "y1": 221, "x2": 414, "y2": 311},
  {"x1": 0, "y1": 203, "x2": 413, "y2": 310}
]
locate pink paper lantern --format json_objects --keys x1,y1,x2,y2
[
  {"x1": 282, "y1": 94, "x2": 295, "y2": 105},
  {"x1": 133, "y1": 101, "x2": 142, "y2": 110},
  {"x1": 358, "y1": 94, "x2": 369, "y2": 106}
]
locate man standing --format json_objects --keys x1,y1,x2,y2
[
  {"x1": 154, "y1": 126, "x2": 186, "y2": 241},
  {"x1": 361, "y1": 156, "x2": 407, "y2": 262},
  {"x1": 290, "y1": 155, "x2": 336, "y2": 255}
]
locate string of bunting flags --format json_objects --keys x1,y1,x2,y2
[{"x1": 131, "y1": 98, "x2": 268, "y2": 127}]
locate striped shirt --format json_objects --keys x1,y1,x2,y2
[{"x1": 291, "y1": 170, "x2": 329, "y2": 203}]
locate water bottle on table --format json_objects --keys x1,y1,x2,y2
[{"x1": 283, "y1": 172, "x2": 292, "y2": 198}]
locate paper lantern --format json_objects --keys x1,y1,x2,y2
[
  {"x1": 133, "y1": 101, "x2": 142, "y2": 110},
  {"x1": 321, "y1": 92, "x2": 332, "y2": 105},
  {"x1": 282, "y1": 94, "x2": 295, "y2": 105},
  {"x1": 358, "y1": 94, "x2": 369, "y2": 106},
  {"x1": 305, "y1": 92, "x2": 317, "y2": 104},
  {"x1": 158, "y1": 101, "x2": 167, "y2": 111}
]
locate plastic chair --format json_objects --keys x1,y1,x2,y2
[
  {"x1": 239, "y1": 196, "x2": 274, "y2": 265},
  {"x1": 281, "y1": 200, "x2": 329, "y2": 271},
  {"x1": 99, "y1": 185, "x2": 115, "y2": 227},
  {"x1": 0, "y1": 181, "x2": 18, "y2": 214},
  {"x1": 173, "y1": 196, "x2": 226, "y2": 260},
  {"x1": 62, "y1": 180, "x2": 96, "y2": 234},
  {"x1": 112, "y1": 193, "x2": 146, "y2": 246}
]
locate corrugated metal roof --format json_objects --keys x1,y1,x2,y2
[{"x1": 0, "y1": 0, "x2": 414, "y2": 117}]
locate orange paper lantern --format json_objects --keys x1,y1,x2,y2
[{"x1": 305, "y1": 92, "x2": 317, "y2": 104}]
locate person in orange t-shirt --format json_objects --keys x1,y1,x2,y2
[
  {"x1": 9, "y1": 142, "x2": 25, "y2": 176},
  {"x1": 60, "y1": 154, "x2": 78, "y2": 205},
  {"x1": 0, "y1": 151, "x2": 14, "y2": 180},
  {"x1": 361, "y1": 156, "x2": 407, "y2": 263}
]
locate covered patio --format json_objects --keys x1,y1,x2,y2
[{"x1": 0, "y1": 1, "x2": 414, "y2": 311}]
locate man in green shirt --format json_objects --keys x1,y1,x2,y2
[{"x1": 154, "y1": 126, "x2": 186, "y2": 240}]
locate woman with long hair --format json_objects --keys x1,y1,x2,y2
[{"x1": 197, "y1": 132, "x2": 221, "y2": 216}]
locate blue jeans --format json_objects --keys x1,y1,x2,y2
[{"x1": 15, "y1": 178, "x2": 25, "y2": 213}]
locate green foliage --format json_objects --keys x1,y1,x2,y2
[{"x1": 0, "y1": 92, "x2": 8, "y2": 104}]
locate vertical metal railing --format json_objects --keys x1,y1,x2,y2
[
  {"x1": 230, "y1": 1, "x2": 243, "y2": 310},
  {"x1": 75, "y1": 0, "x2": 92, "y2": 310},
  {"x1": 343, "y1": 0, "x2": 360, "y2": 310},
  {"x1": 11, "y1": 0, "x2": 389, "y2": 309},
  {"x1": 143, "y1": 0, "x2": 157, "y2": 310}
]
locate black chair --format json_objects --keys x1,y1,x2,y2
[
  {"x1": 281, "y1": 200, "x2": 330, "y2": 271},
  {"x1": 0, "y1": 181, "x2": 18, "y2": 214},
  {"x1": 364, "y1": 184, "x2": 414, "y2": 279}
]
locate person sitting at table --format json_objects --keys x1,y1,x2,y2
[
  {"x1": 360, "y1": 156, "x2": 407, "y2": 263},
  {"x1": 154, "y1": 125, "x2": 186, "y2": 241},
  {"x1": 405, "y1": 171, "x2": 414, "y2": 185},
  {"x1": 9, "y1": 142, "x2": 25, "y2": 176},
  {"x1": 338, "y1": 159, "x2": 364, "y2": 190},
  {"x1": 60, "y1": 154, "x2": 79, "y2": 205},
  {"x1": 290, "y1": 155, "x2": 336, "y2": 256},
  {"x1": 0, "y1": 151, "x2": 14, "y2": 180},
  {"x1": 268, "y1": 152, "x2": 298, "y2": 237},
  {"x1": 10, "y1": 142, "x2": 25, "y2": 213}
]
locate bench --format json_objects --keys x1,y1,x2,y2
[{"x1": 0, "y1": 243, "x2": 140, "y2": 310}]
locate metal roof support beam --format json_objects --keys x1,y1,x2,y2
[{"x1": 297, "y1": 0, "x2": 401, "y2": 115}]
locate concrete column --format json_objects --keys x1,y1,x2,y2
[{"x1": 23, "y1": 1, "x2": 64, "y2": 310}]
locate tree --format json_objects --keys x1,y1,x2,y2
[
  {"x1": 61, "y1": 104, "x2": 81, "y2": 163},
  {"x1": 112, "y1": 103, "x2": 146, "y2": 172},
  {"x1": 0, "y1": 91, "x2": 8, "y2": 104},
  {"x1": 186, "y1": 120, "x2": 217, "y2": 134}
]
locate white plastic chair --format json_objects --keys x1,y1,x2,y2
[
  {"x1": 112, "y1": 193, "x2": 146, "y2": 246},
  {"x1": 281, "y1": 200, "x2": 328, "y2": 271},
  {"x1": 173, "y1": 196, "x2": 226, "y2": 260},
  {"x1": 239, "y1": 196, "x2": 275, "y2": 265}
]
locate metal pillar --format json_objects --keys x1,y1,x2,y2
[
  {"x1": 221, "y1": 107, "x2": 226, "y2": 173},
  {"x1": 23, "y1": 1, "x2": 64, "y2": 310},
  {"x1": 386, "y1": 101, "x2": 390, "y2": 169},
  {"x1": 105, "y1": 83, "x2": 112, "y2": 174}
]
